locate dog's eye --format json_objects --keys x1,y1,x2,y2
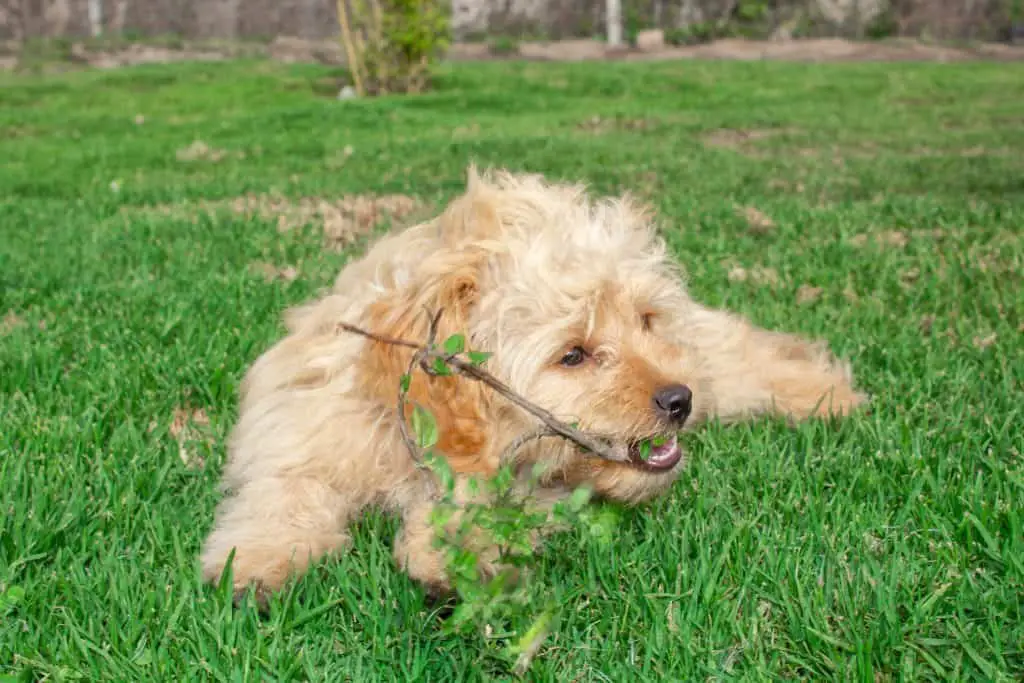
[
  {"x1": 560, "y1": 346, "x2": 587, "y2": 367},
  {"x1": 641, "y1": 313, "x2": 654, "y2": 331}
]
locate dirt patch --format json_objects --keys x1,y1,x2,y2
[
  {"x1": 317, "y1": 194, "x2": 422, "y2": 248},
  {"x1": 736, "y1": 205, "x2": 776, "y2": 235},
  {"x1": 1, "y1": 310, "x2": 25, "y2": 335},
  {"x1": 702, "y1": 127, "x2": 797, "y2": 156},
  {"x1": 796, "y1": 284, "x2": 824, "y2": 305},
  {"x1": 972, "y1": 332, "x2": 998, "y2": 350},
  {"x1": 267, "y1": 36, "x2": 346, "y2": 64},
  {"x1": 167, "y1": 406, "x2": 212, "y2": 470},
  {"x1": 249, "y1": 261, "x2": 299, "y2": 283},
  {"x1": 72, "y1": 42, "x2": 228, "y2": 69},
  {"x1": 879, "y1": 230, "x2": 910, "y2": 248},
  {"x1": 448, "y1": 37, "x2": 1024, "y2": 64},
  {"x1": 123, "y1": 193, "x2": 425, "y2": 249},
  {"x1": 726, "y1": 263, "x2": 781, "y2": 287},
  {"x1": 847, "y1": 229, "x2": 918, "y2": 249},
  {"x1": 175, "y1": 140, "x2": 230, "y2": 163},
  {"x1": 767, "y1": 178, "x2": 807, "y2": 194},
  {"x1": 4, "y1": 37, "x2": 1023, "y2": 73},
  {"x1": 576, "y1": 115, "x2": 655, "y2": 134}
]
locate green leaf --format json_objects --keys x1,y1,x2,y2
[
  {"x1": 0, "y1": 585, "x2": 25, "y2": 613},
  {"x1": 583, "y1": 507, "x2": 621, "y2": 545},
  {"x1": 425, "y1": 453, "x2": 455, "y2": 493},
  {"x1": 638, "y1": 439, "x2": 652, "y2": 461},
  {"x1": 567, "y1": 486, "x2": 592, "y2": 511},
  {"x1": 443, "y1": 333, "x2": 466, "y2": 354},
  {"x1": 399, "y1": 373, "x2": 411, "y2": 393},
  {"x1": 467, "y1": 350, "x2": 493, "y2": 365},
  {"x1": 429, "y1": 504, "x2": 455, "y2": 529},
  {"x1": 530, "y1": 461, "x2": 550, "y2": 482},
  {"x1": 431, "y1": 357, "x2": 452, "y2": 376},
  {"x1": 411, "y1": 404, "x2": 439, "y2": 449},
  {"x1": 511, "y1": 610, "x2": 555, "y2": 675},
  {"x1": 510, "y1": 610, "x2": 553, "y2": 654}
]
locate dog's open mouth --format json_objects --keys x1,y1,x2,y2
[{"x1": 627, "y1": 434, "x2": 683, "y2": 471}]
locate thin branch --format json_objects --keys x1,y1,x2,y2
[
  {"x1": 395, "y1": 347, "x2": 423, "y2": 463},
  {"x1": 338, "y1": 324, "x2": 420, "y2": 350},
  {"x1": 336, "y1": 319, "x2": 625, "y2": 465},
  {"x1": 336, "y1": 0, "x2": 364, "y2": 97},
  {"x1": 498, "y1": 429, "x2": 556, "y2": 466}
]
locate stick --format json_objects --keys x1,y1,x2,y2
[
  {"x1": 335, "y1": 0, "x2": 364, "y2": 97},
  {"x1": 335, "y1": 319, "x2": 626, "y2": 465}
]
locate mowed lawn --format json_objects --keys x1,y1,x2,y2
[{"x1": 1, "y1": 56, "x2": 1022, "y2": 681}]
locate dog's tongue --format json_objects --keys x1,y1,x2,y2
[
  {"x1": 631, "y1": 434, "x2": 681, "y2": 470},
  {"x1": 646, "y1": 435, "x2": 679, "y2": 467}
]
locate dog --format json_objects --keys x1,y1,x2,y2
[{"x1": 200, "y1": 167, "x2": 866, "y2": 600}]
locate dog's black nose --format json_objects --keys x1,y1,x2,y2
[{"x1": 652, "y1": 384, "x2": 693, "y2": 423}]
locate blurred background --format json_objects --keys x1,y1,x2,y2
[{"x1": 2, "y1": 0, "x2": 1021, "y2": 70}]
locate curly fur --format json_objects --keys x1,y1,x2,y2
[{"x1": 200, "y1": 167, "x2": 866, "y2": 597}]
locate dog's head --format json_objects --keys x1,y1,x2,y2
[{"x1": 362, "y1": 168, "x2": 706, "y2": 503}]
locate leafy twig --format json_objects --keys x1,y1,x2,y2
[{"x1": 336, "y1": 314, "x2": 622, "y2": 675}]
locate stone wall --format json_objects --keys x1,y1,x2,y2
[
  {"x1": 0, "y1": 0, "x2": 341, "y2": 41},
  {"x1": 0, "y1": 0, "x2": 1016, "y2": 42}
]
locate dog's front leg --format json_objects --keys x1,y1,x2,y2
[
  {"x1": 676, "y1": 303, "x2": 868, "y2": 424},
  {"x1": 200, "y1": 476, "x2": 355, "y2": 603}
]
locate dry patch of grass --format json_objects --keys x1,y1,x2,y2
[
  {"x1": 576, "y1": 115, "x2": 656, "y2": 135},
  {"x1": 164, "y1": 406, "x2": 214, "y2": 470},
  {"x1": 701, "y1": 128, "x2": 798, "y2": 156},
  {"x1": 972, "y1": 332, "x2": 998, "y2": 351},
  {"x1": 725, "y1": 262, "x2": 781, "y2": 288},
  {"x1": 845, "y1": 228, "x2": 955, "y2": 250},
  {"x1": 1, "y1": 310, "x2": 25, "y2": 335},
  {"x1": 1, "y1": 125, "x2": 35, "y2": 139},
  {"x1": 122, "y1": 193, "x2": 426, "y2": 249},
  {"x1": 791, "y1": 142, "x2": 1016, "y2": 163},
  {"x1": 248, "y1": 261, "x2": 299, "y2": 283},
  {"x1": 175, "y1": 139, "x2": 234, "y2": 163},
  {"x1": 795, "y1": 284, "x2": 824, "y2": 305},
  {"x1": 736, "y1": 205, "x2": 776, "y2": 235},
  {"x1": 452, "y1": 123, "x2": 482, "y2": 140}
]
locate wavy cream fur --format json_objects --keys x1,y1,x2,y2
[{"x1": 200, "y1": 168, "x2": 866, "y2": 598}]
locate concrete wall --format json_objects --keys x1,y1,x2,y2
[{"x1": 0, "y1": 0, "x2": 1015, "y2": 43}]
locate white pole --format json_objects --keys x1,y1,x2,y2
[
  {"x1": 606, "y1": 0, "x2": 622, "y2": 47},
  {"x1": 87, "y1": 0, "x2": 103, "y2": 36}
]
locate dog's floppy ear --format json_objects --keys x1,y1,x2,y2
[{"x1": 358, "y1": 193, "x2": 499, "y2": 477}]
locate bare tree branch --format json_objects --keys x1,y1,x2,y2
[
  {"x1": 335, "y1": 316, "x2": 626, "y2": 467},
  {"x1": 498, "y1": 429, "x2": 557, "y2": 466}
]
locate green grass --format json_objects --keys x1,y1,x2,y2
[{"x1": 1, "y1": 57, "x2": 1022, "y2": 681}]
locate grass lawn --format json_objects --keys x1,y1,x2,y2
[{"x1": 1, "y1": 56, "x2": 1022, "y2": 681}]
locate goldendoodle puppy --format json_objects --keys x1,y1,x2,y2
[{"x1": 200, "y1": 168, "x2": 866, "y2": 599}]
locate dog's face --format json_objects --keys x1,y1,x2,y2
[
  {"x1": 362, "y1": 170, "x2": 703, "y2": 502},
  {"x1": 470, "y1": 224, "x2": 702, "y2": 503}
]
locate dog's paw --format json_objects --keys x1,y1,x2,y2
[
  {"x1": 421, "y1": 580, "x2": 457, "y2": 617},
  {"x1": 201, "y1": 545, "x2": 301, "y2": 599},
  {"x1": 232, "y1": 582, "x2": 272, "y2": 613}
]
